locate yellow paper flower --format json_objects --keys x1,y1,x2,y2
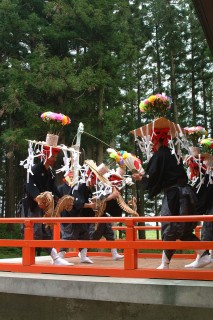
[{"x1": 148, "y1": 95, "x2": 156, "y2": 103}]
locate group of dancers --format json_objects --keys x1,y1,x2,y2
[{"x1": 20, "y1": 102, "x2": 213, "y2": 269}]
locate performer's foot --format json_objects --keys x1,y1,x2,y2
[
  {"x1": 78, "y1": 249, "x2": 93, "y2": 264},
  {"x1": 59, "y1": 251, "x2": 66, "y2": 259},
  {"x1": 210, "y1": 250, "x2": 213, "y2": 263},
  {"x1": 53, "y1": 257, "x2": 74, "y2": 266},
  {"x1": 184, "y1": 254, "x2": 211, "y2": 268},
  {"x1": 51, "y1": 248, "x2": 74, "y2": 266},
  {"x1": 157, "y1": 251, "x2": 169, "y2": 269},
  {"x1": 157, "y1": 262, "x2": 169, "y2": 269},
  {"x1": 111, "y1": 249, "x2": 124, "y2": 260}
]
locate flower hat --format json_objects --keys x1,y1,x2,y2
[
  {"x1": 34, "y1": 111, "x2": 72, "y2": 156},
  {"x1": 131, "y1": 97, "x2": 185, "y2": 162},
  {"x1": 20, "y1": 111, "x2": 76, "y2": 183},
  {"x1": 40, "y1": 111, "x2": 71, "y2": 147}
]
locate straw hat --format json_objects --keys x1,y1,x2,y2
[
  {"x1": 130, "y1": 117, "x2": 185, "y2": 139},
  {"x1": 84, "y1": 160, "x2": 111, "y2": 186}
]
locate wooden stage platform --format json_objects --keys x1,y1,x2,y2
[{"x1": 1, "y1": 254, "x2": 213, "y2": 270}]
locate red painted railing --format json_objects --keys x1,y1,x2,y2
[{"x1": 0, "y1": 215, "x2": 213, "y2": 280}]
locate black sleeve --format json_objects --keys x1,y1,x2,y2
[
  {"x1": 72, "y1": 184, "x2": 88, "y2": 210},
  {"x1": 25, "y1": 172, "x2": 41, "y2": 200},
  {"x1": 141, "y1": 151, "x2": 165, "y2": 198},
  {"x1": 52, "y1": 183, "x2": 61, "y2": 199}
]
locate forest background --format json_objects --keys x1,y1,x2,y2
[{"x1": 0, "y1": 0, "x2": 212, "y2": 230}]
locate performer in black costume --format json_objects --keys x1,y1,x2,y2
[
  {"x1": 24, "y1": 146, "x2": 73, "y2": 265},
  {"x1": 89, "y1": 189, "x2": 124, "y2": 261},
  {"x1": 200, "y1": 181, "x2": 213, "y2": 263},
  {"x1": 132, "y1": 128, "x2": 202, "y2": 269},
  {"x1": 57, "y1": 171, "x2": 96, "y2": 264},
  {"x1": 184, "y1": 167, "x2": 212, "y2": 268}
]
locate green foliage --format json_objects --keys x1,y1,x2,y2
[{"x1": 0, "y1": 224, "x2": 22, "y2": 258}]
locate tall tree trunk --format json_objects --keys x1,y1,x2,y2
[
  {"x1": 5, "y1": 117, "x2": 15, "y2": 230},
  {"x1": 170, "y1": 47, "x2": 178, "y2": 123},
  {"x1": 191, "y1": 69, "x2": 196, "y2": 125},
  {"x1": 209, "y1": 85, "x2": 213, "y2": 135},
  {"x1": 166, "y1": 0, "x2": 178, "y2": 122},
  {"x1": 155, "y1": 25, "x2": 162, "y2": 93},
  {"x1": 97, "y1": 85, "x2": 104, "y2": 164},
  {"x1": 201, "y1": 67, "x2": 208, "y2": 130},
  {"x1": 190, "y1": 27, "x2": 197, "y2": 125},
  {"x1": 5, "y1": 155, "x2": 15, "y2": 219}
]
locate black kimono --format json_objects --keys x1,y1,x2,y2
[
  {"x1": 195, "y1": 176, "x2": 213, "y2": 241},
  {"x1": 57, "y1": 183, "x2": 92, "y2": 248},
  {"x1": 24, "y1": 161, "x2": 60, "y2": 243},
  {"x1": 89, "y1": 199, "x2": 123, "y2": 241},
  {"x1": 141, "y1": 146, "x2": 199, "y2": 261}
]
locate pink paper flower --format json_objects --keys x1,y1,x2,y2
[{"x1": 40, "y1": 111, "x2": 71, "y2": 135}]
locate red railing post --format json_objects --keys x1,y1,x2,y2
[
  {"x1": 124, "y1": 219, "x2": 138, "y2": 269},
  {"x1": 22, "y1": 220, "x2": 35, "y2": 266},
  {"x1": 53, "y1": 223, "x2": 61, "y2": 252}
]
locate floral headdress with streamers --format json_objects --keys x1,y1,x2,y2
[
  {"x1": 130, "y1": 116, "x2": 185, "y2": 164},
  {"x1": 133, "y1": 92, "x2": 183, "y2": 163},
  {"x1": 20, "y1": 111, "x2": 75, "y2": 183}
]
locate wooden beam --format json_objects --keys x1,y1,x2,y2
[{"x1": 192, "y1": 0, "x2": 213, "y2": 56}]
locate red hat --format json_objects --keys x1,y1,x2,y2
[
  {"x1": 108, "y1": 173, "x2": 123, "y2": 183},
  {"x1": 43, "y1": 145, "x2": 61, "y2": 156}
]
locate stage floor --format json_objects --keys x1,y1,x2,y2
[{"x1": 1, "y1": 254, "x2": 213, "y2": 270}]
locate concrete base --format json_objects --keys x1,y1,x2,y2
[
  {"x1": 0, "y1": 272, "x2": 213, "y2": 319},
  {"x1": 0, "y1": 293, "x2": 213, "y2": 320}
]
